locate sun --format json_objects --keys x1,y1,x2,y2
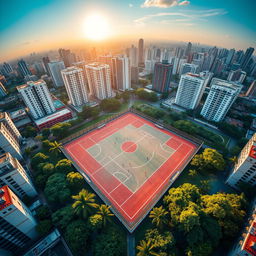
[{"x1": 83, "y1": 14, "x2": 110, "y2": 40}]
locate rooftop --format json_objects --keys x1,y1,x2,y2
[
  {"x1": 61, "y1": 66, "x2": 83, "y2": 73},
  {"x1": 85, "y1": 62, "x2": 110, "y2": 69},
  {"x1": 211, "y1": 78, "x2": 242, "y2": 90},
  {"x1": 0, "y1": 185, "x2": 13, "y2": 211},
  {"x1": 9, "y1": 108, "x2": 27, "y2": 119},
  {"x1": 243, "y1": 221, "x2": 256, "y2": 256},
  {"x1": 17, "y1": 79, "x2": 46, "y2": 90},
  {"x1": 34, "y1": 108, "x2": 71, "y2": 126}
]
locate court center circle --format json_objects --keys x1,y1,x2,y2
[{"x1": 121, "y1": 141, "x2": 137, "y2": 153}]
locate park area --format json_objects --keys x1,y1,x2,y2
[{"x1": 63, "y1": 113, "x2": 200, "y2": 232}]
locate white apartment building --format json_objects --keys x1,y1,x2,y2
[
  {"x1": 0, "y1": 123, "x2": 22, "y2": 161},
  {"x1": 48, "y1": 61, "x2": 65, "y2": 87},
  {"x1": 85, "y1": 63, "x2": 112, "y2": 100},
  {"x1": 61, "y1": 66, "x2": 89, "y2": 107},
  {"x1": 180, "y1": 63, "x2": 199, "y2": 75},
  {"x1": 17, "y1": 80, "x2": 56, "y2": 119},
  {"x1": 175, "y1": 73, "x2": 206, "y2": 109},
  {"x1": 0, "y1": 186, "x2": 38, "y2": 254},
  {"x1": 227, "y1": 133, "x2": 256, "y2": 189},
  {"x1": 0, "y1": 153, "x2": 37, "y2": 198},
  {"x1": 200, "y1": 78, "x2": 242, "y2": 122},
  {"x1": 129, "y1": 45, "x2": 138, "y2": 67},
  {"x1": 113, "y1": 57, "x2": 131, "y2": 91}
]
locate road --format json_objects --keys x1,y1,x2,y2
[{"x1": 127, "y1": 233, "x2": 135, "y2": 256}]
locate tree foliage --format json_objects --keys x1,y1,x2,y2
[
  {"x1": 66, "y1": 171, "x2": 84, "y2": 189},
  {"x1": 52, "y1": 205, "x2": 74, "y2": 230},
  {"x1": 36, "y1": 220, "x2": 52, "y2": 236},
  {"x1": 55, "y1": 159, "x2": 73, "y2": 174},
  {"x1": 100, "y1": 98, "x2": 121, "y2": 112}
]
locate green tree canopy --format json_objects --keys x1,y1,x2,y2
[
  {"x1": 149, "y1": 206, "x2": 168, "y2": 229},
  {"x1": 51, "y1": 122, "x2": 71, "y2": 139},
  {"x1": 55, "y1": 159, "x2": 73, "y2": 174},
  {"x1": 100, "y1": 98, "x2": 121, "y2": 112},
  {"x1": 66, "y1": 171, "x2": 84, "y2": 189},
  {"x1": 52, "y1": 205, "x2": 74, "y2": 230},
  {"x1": 22, "y1": 125, "x2": 37, "y2": 138},
  {"x1": 31, "y1": 152, "x2": 49, "y2": 169},
  {"x1": 36, "y1": 220, "x2": 52, "y2": 236}
]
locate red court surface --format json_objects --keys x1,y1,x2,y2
[{"x1": 63, "y1": 113, "x2": 199, "y2": 232}]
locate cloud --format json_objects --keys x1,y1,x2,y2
[
  {"x1": 141, "y1": 0, "x2": 190, "y2": 8},
  {"x1": 134, "y1": 9, "x2": 227, "y2": 25},
  {"x1": 129, "y1": 3, "x2": 133, "y2": 7}
]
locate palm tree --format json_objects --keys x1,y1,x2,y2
[
  {"x1": 72, "y1": 189, "x2": 98, "y2": 219},
  {"x1": 49, "y1": 141, "x2": 63, "y2": 156},
  {"x1": 149, "y1": 206, "x2": 168, "y2": 229},
  {"x1": 137, "y1": 239, "x2": 159, "y2": 256},
  {"x1": 97, "y1": 204, "x2": 114, "y2": 227}
]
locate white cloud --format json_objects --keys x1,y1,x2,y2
[
  {"x1": 141, "y1": 0, "x2": 190, "y2": 8},
  {"x1": 129, "y1": 3, "x2": 133, "y2": 7}
]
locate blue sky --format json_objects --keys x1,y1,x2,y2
[{"x1": 0, "y1": 0, "x2": 255, "y2": 61}]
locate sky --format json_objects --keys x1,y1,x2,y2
[{"x1": 0, "y1": 0, "x2": 255, "y2": 62}]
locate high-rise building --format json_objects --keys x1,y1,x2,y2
[
  {"x1": 48, "y1": 61, "x2": 65, "y2": 87},
  {"x1": 0, "y1": 185, "x2": 38, "y2": 254},
  {"x1": 240, "y1": 47, "x2": 254, "y2": 70},
  {"x1": 199, "y1": 71, "x2": 214, "y2": 86},
  {"x1": 152, "y1": 61, "x2": 172, "y2": 93},
  {"x1": 85, "y1": 63, "x2": 112, "y2": 100},
  {"x1": 131, "y1": 66, "x2": 139, "y2": 84},
  {"x1": 59, "y1": 48, "x2": 76, "y2": 68},
  {"x1": 0, "y1": 153, "x2": 37, "y2": 197},
  {"x1": 17, "y1": 80, "x2": 56, "y2": 119},
  {"x1": 175, "y1": 73, "x2": 206, "y2": 109},
  {"x1": 227, "y1": 69, "x2": 246, "y2": 83},
  {"x1": 42, "y1": 56, "x2": 51, "y2": 76},
  {"x1": 61, "y1": 66, "x2": 89, "y2": 107},
  {"x1": 129, "y1": 45, "x2": 138, "y2": 67},
  {"x1": 138, "y1": 38, "x2": 144, "y2": 67},
  {"x1": 180, "y1": 63, "x2": 198, "y2": 75},
  {"x1": 18, "y1": 59, "x2": 32, "y2": 77},
  {"x1": 185, "y1": 42, "x2": 192, "y2": 57},
  {"x1": 0, "y1": 82, "x2": 7, "y2": 98},
  {"x1": 226, "y1": 133, "x2": 256, "y2": 189},
  {"x1": 200, "y1": 78, "x2": 242, "y2": 122},
  {"x1": 246, "y1": 80, "x2": 256, "y2": 99},
  {"x1": 225, "y1": 48, "x2": 235, "y2": 66},
  {"x1": 112, "y1": 57, "x2": 131, "y2": 91},
  {"x1": 2, "y1": 62, "x2": 13, "y2": 75}
]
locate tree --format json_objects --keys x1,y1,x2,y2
[
  {"x1": 89, "y1": 214, "x2": 103, "y2": 230},
  {"x1": 42, "y1": 128, "x2": 51, "y2": 138},
  {"x1": 42, "y1": 139, "x2": 52, "y2": 151},
  {"x1": 188, "y1": 169, "x2": 197, "y2": 177},
  {"x1": 52, "y1": 205, "x2": 74, "y2": 230},
  {"x1": 137, "y1": 239, "x2": 158, "y2": 256},
  {"x1": 36, "y1": 205, "x2": 51, "y2": 220},
  {"x1": 100, "y1": 98, "x2": 121, "y2": 112},
  {"x1": 186, "y1": 242, "x2": 213, "y2": 256},
  {"x1": 72, "y1": 189, "x2": 98, "y2": 219},
  {"x1": 96, "y1": 204, "x2": 114, "y2": 227},
  {"x1": 31, "y1": 152, "x2": 49, "y2": 169},
  {"x1": 49, "y1": 141, "x2": 63, "y2": 156},
  {"x1": 64, "y1": 220, "x2": 89, "y2": 256},
  {"x1": 149, "y1": 206, "x2": 168, "y2": 229},
  {"x1": 121, "y1": 91, "x2": 130, "y2": 102},
  {"x1": 173, "y1": 120, "x2": 198, "y2": 135},
  {"x1": 44, "y1": 173, "x2": 71, "y2": 204},
  {"x1": 41, "y1": 163, "x2": 55, "y2": 176},
  {"x1": 191, "y1": 148, "x2": 225, "y2": 171},
  {"x1": 66, "y1": 171, "x2": 84, "y2": 189},
  {"x1": 51, "y1": 122, "x2": 71, "y2": 139},
  {"x1": 55, "y1": 159, "x2": 73, "y2": 174},
  {"x1": 22, "y1": 125, "x2": 37, "y2": 138},
  {"x1": 36, "y1": 220, "x2": 52, "y2": 236},
  {"x1": 200, "y1": 180, "x2": 210, "y2": 194},
  {"x1": 35, "y1": 173, "x2": 48, "y2": 189}
]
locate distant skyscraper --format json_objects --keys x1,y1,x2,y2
[
  {"x1": 131, "y1": 66, "x2": 139, "y2": 84},
  {"x1": 42, "y1": 56, "x2": 51, "y2": 76},
  {"x1": 18, "y1": 59, "x2": 32, "y2": 77},
  {"x1": 59, "y1": 48, "x2": 76, "y2": 68},
  {"x1": 152, "y1": 61, "x2": 172, "y2": 93},
  {"x1": 227, "y1": 69, "x2": 246, "y2": 83},
  {"x1": 129, "y1": 45, "x2": 138, "y2": 67},
  {"x1": 240, "y1": 47, "x2": 254, "y2": 70},
  {"x1": 48, "y1": 61, "x2": 65, "y2": 87},
  {"x1": 0, "y1": 113, "x2": 22, "y2": 160},
  {"x1": 61, "y1": 66, "x2": 89, "y2": 107},
  {"x1": 246, "y1": 80, "x2": 256, "y2": 99},
  {"x1": 0, "y1": 82, "x2": 7, "y2": 98},
  {"x1": 85, "y1": 63, "x2": 112, "y2": 100},
  {"x1": 175, "y1": 73, "x2": 206, "y2": 110},
  {"x1": 99, "y1": 55, "x2": 116, "y2": 89},
  {"x1": 112, "y1": 56, "x2": 131, "y2": 91},
  {"x1": 17, "y1": 80, "x2": 56, "y2": 119},
  {"x1": 226, "y1": 133, "x2": 256, "y2": 189},
  {"x1": 0, "y1": 185, "x2": 38, "y2": 254},
  {"x1": 0, "y1": 153, "x2": 37, "y2": 197},
  {"x1": 180, "y1": 63, "x2": 198, "y2": 75},
  {"x1": 2, "y1": 62, "x2": 13, "y2": 75},
  {"x1": 225, "y1": 48, "x2": 235, "y2": 66},
  {"x1": 185, "y1": 42, "x2": 192, "y2": 57},
  {"x1": 200, "y1": 78, "x2": 242, "y2": 122},
  {"x1": 138, "y1": 38, "x2": 144, "y2": 67}
]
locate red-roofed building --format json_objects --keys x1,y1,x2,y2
[
  {"x1": 241, "y1": 221, "x2": 256, "y2": 256},
  {"x1": 227, "y1": 133, "x2": 256, "y2": 189},
  {"x1": 0, "y1": 186, "x2": 38, "y2": 255}
]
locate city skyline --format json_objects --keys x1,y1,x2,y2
[{"x1": 0, "y1": 0, "x2": 255, "y2": 62}]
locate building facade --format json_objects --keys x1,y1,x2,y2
[
  {"x1": 85, "y1": 63, "x2": 112, "y2": 100},
  {"x1": 227, "y1": 133, "x2": 256, "y2": 189},
  {"x1": 227, "y1": 69, "x2": 246, "y2": 83},
  {"x1": 138, "y1": 38, "x2": 144, "y2": 67},
  {"x1": 175, "y1": 73, "x2": 206, "y2": 109},
  {"x1": 180, "y1": 63, "x2": 198, "y2": 75},
  {"x1": 0, "y1": 153, "x2": 37, "y2": 198},
  {"x1": 48, "y1": 61, "x2": 65, "y2": 87},
  {"x1": 18, "y1": 59, "x2": 32, "y2": 77},
  {"x1": 0, "y1": 186, "x2": 38, "y2": 254},
  {"x1": 61, "y1": 66, "x2": 89, "y2": 107},
  {"x1": 0, "y1": 82, "x2": 7, "y2": 98},
  {"x1": 152, "y1": 61, "x2": 173, "y2": 93},
  {"x1": 200, "y1": 78, "x2": 242, "y2": 122},
  {"x1": 17, "y1": 80, "x2": 56, "y2": 119}
]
